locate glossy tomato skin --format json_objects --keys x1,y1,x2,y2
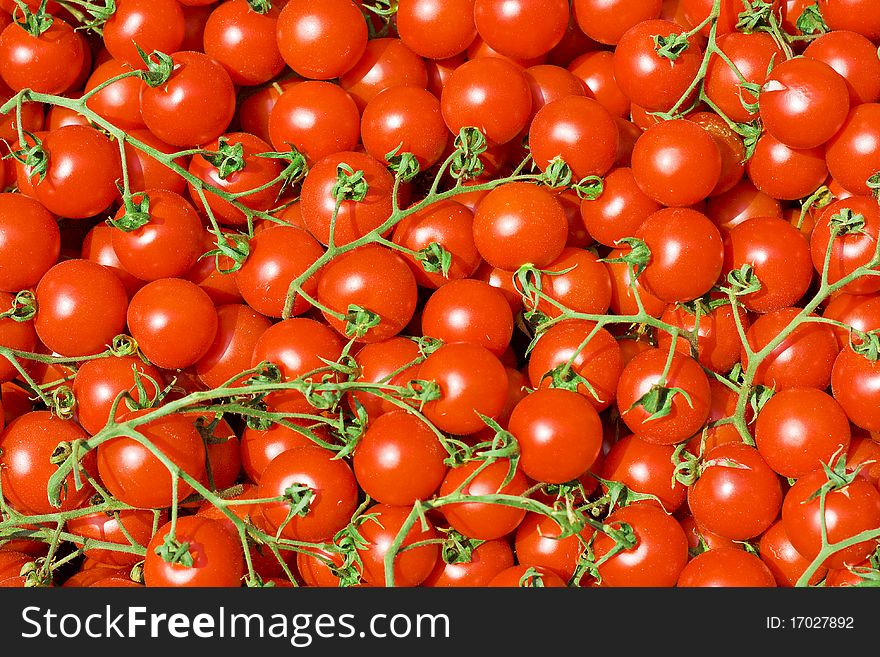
[
  {"x1": 657, "y1": 302, "x2": 747, "y2": 374},
  {"x1": 98, "y1": 410, "x2": 207, "y2": 508},
  {"x1": 782, "y1": 466, "x2": 880, "y2": 569},
  {"x1": 349, "y1": 337, "x2": 422, "y2": 419},
  {"x1": 487, "y1": 564, "x2": 567, "y2": 587},
  {"x1": 421, "y1": 279, "x2": 513, "y2": 356},
  {"x1": 688, "y1": 443, "x2": 783, "y2": 541},
  {"x1": 746, "y1": 134, "x2": 828, "y2": 201},
  {"x1": 600, "y1": 434, "x2": 687, "y2": 512},
  {"x1": 203, "y1": 0, "x2": 284, "y2": 86},
  {"x1": 396, "y1": 0, "x2": 477, "y2": 59},
  {"x1": 568, "y1": 51, "x2": 630, "y2": 119},
  {"x1": 472, "y1": 182, "x2": 568, "y2": 271},
  {"x1": 72, "y1": 355, "x2": 164, "y2": 436},
  {"x1": 127, "y1": 278, "x2": 219, "y2": 370},
  {"x1": 0, "y1": 193, "x2": 59, "y2": 292},
  {"x1": 513, "y1": 512, "x2": 591, "y2": 581},
  {"x1": 440, "y1": 57, "x2": 532, "y2": 146},
  {"x1": 825, "y1": 104, "x2": 880, "y2": 196},
  {"x1": 810, "y1": 196, "x2": 880, "y2": 295},
  {"x1": 631, "y1": 120, "x2": 722, "y2": 207},
  {"x1": 235, "y1": 225, "x2": 324, "y2": 318},
  {"x1": 392, "y1": 200, "x2": 481, "y2": 289},
  {"x1": 124, "y1": 129, "x2": 190, "y2": 195},
  {"x1": 722, "y1": 216, "x2": 814, "y2": 314},
  {"x1": 528, "y1": 320, "x2": 622, "y2": 412},
  {"x1": 755, "y1": 388, "x2": 851, "y2": 479},
  {"x1": 758, "y1": 520, "x2": 827, "y2": 587},
  {"x1": 804, "y1": 30, "x2": 880, "y2": 105},
  {"x1": 139, "y1": 51, "x2": 236, "y2": 148},
  {"x1": 530, "y1": 247, "x2": 612, "y2": 319},
  {"x1": 0, "y1": 292, "x2": 37, "y2": 383},
  {"x1": 439, "y1": 459, "x2": 528, "y2": 540},
  {"x1": 473, "y1": 0, "x2": 568, "y2": 59},
  {"x1": 818, "y1": 0, "x2": 880, "y2": 40},
  {"x1": 352, "y1": 410, "x2": 447, "y2": 506},
  {"x1": 339, "y1": 37, "x2": 428, "y2": 110},
  {"x1": 418, "y1": 343, "x2": 509, "y2": 436},
  {"x1": 508, "y1": 388, "x2": 602, "y2": 484},
  {"x1": 35, "y1": 259, "x2": 129, "y2": 358},
  {"x1": 423, "y1": 538, "x2": 514, "y2": 587},
  {"x1": 743, "y1": 307, "x2": 840, "y2": 391},
  {"x1": 84, "y1": 59, "x2": 147, "y2": 131},
  {"x1": 276, "y1": 0, "x2": 368, "y2": 80},
  {"x1": 677, "y1": 548, "x2": 776, "y2": 587},
  {"x1": 636, "y1": 207, "x2": 724, "y2": 304},
  {"x1": 103, "y1": 0, "x2": 185, "y2": 68},
  {"x1": 612, "y1": 19, "x2": 702, "y2": 112},
  {"x1": 25, "y1": 126, "x2": 121, "y2": 219},
  {"x1": 593, "y1": 504, "x2": 688, "y2": 587},
  {"x1": 144, "y1": 516, "x2": 244, "y2": 587},
  {"x1": 300, "y1": 151, "x2": 395, "y2": 246},
  {"x1": 0, "y1": 412, "x2": 96, "y2": 515},
  {"x1": 357, "y1": 504, "x2": 440, "y2": 587},
  {"x1": 258, "y1": 446, "x2": 358, "y2": 542},
  {"x1": 68, "y1": 509, "x2": 165, "y2": 567},
  {"x1": 706, "y1": 178, "x2": 782, "y2": 232},
  {"x1": 0, "y1": 19, "x2": 85, "y2": 94},
  {"x1": 832, "y1": 347, "x2": 880, "y2": 432},
  {"x1": 268, "y1": 81, "x2": 361, "y2": 166},
  {"x1": 573, "y1": 0, "x2": 662, "y2": 45},
  {"x1": 194, "y1": 304, "x2": 273, "y2": 389},
  {"x1": 529, "y1": 96, "x2": 618, "y2": 180},
  {"x1": 579, "y1": 168, "x2": 660, "y2": 248},
  {"x1": 823, "y1": 293, "x2": 880, "y2": 350},
  {"x1": 317, "y1": 245, "x2": 418, "y2": 343}
]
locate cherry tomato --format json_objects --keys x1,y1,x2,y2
[
  {"x1": 573, "y1": 0, "x2": 662, "y2": 45},
  {"x1": 0, "y1": 18, "x2": 85, "y2": 94},
  {"x1": 103, "y1": 0, "x2": 185, "y2": 68},
  {"x1": 83, "y1": 59, "x2": 146, "y2": 131},
  {"x1": 818, "y1": 0, "x2": 880, "y2": 40},
  {"x1": 68, "y1": 509, "x2": 165, "y2": 567},
  {"x1": 746, "y1": 133, "x2": 828, "y2": 201},
  {"x1": 356, "y1": 503, "x2": 440, "y2": 587},
  {"x1": 421, "y1": 279, "x2": 513, "y2": 356},
  {"x1": 825, "y1": 103, "x2": 880, "y2": 197},
  {"x1": 424, "y1": 538, "x2": 514, "y2": 587},
  {"x1": 513, "y1": 513, "x2": 591, "y2": 581},
  {"x1": 657, "y1": 302, "x2": 747, "y2": 374},
  {"x1": 601, "y1": 434, "x2": 687, "y2": 512},
  {"x1": 758, "y1": 520, "x2": 827, "y2": 587},
  {"x1": 677, "y1": 548, "x2": 776, "y2": 587},
  {"x1": 339, "y1": 37, "x2": 428, "y2": 110},
  {"x1": 144, "y1": 516, "x2": 243, "y2": 587},
  {"x1": 203, "y1": 0, "x2": 284, "y2": 86},
  {"x1": 124, "y1": 129, "x2": 190, "y2": 195},
  {"x1": 396, "y1": 0, "x2": 477, "y2": 59},
  {"x1": 0, "y1": 291, "x2": 36, "y2": 383},
  {"x1": 195, "y1": 303, "x2": 273, "y2": 389},
  {"x1": 831, "y1": 346, "x2": 880, "y2": 433},
  {"x1": 0, "y1": 192, "x2": 59, "y2": 292},
  {"x1": 529, "y1": 247, "x2": 612, "y2": 319},
  {"x1": 804, "y1": 30, "x2": 880, "y2": 106},
  {"x1": 706, "y1": 178, "x2": 782, "y2": 232},
  {"x1": 810, "y1": 196, "x2": 880, "y2": 295}
]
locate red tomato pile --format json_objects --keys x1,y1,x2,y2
[{"x1": 0, "y1": 0, "x2": 879, "y2": 589}]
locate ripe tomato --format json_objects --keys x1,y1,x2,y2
[
  {"x1": 632, "y1": 120, "x2": 722, "y2": 207},
  {"x1": 396, "y1": 0, "x2": 477, "y2": 59},
  {"x1": 440, "y1": 57, "x2": 532, "y2": 146},
  {"x1": 235, "y1": 225, "x2": 324, "y2": 318},
  {"x1": 0, "y1": 193, "x2": 59, "y2": 292},
  {"x1": 23, "y1": 126, "x2": 121, "y2": 219},
  {"x1": 194, "y1": 303, "x2": 272, "y2": 389},
  {"x1": 593, "y1": 504, "x2": 688, "y2": 587},
  {"x1": 528, "y1": 247, "x2": 612, "y2": 319},
  {"x1": 84, "y1": 59, "x2": 147, "y2": 131},
  {"x1": 746, "y1": 134, "x2": 828, "y2": 201},
  {"x1": 68, "y1": 509, "x2": 165, "y2": 568},
  {"x1": 98, "y1": 409, "x2": 207, "y2": 508},
  {"x1": 0, "y1": 18, "x2": 85, "y2": 94},
  {"x1": 353, "y1": 410, "x2": 447, "y2": 505},
  {"x1": 804, "y1": 30, "x2": 880, "y2": 106},
  {"x1": 782, "y1": 466, "x2": 880, "y2": 569},
  {"x1": 0, "y1": 411, "x2": 96, "y2": 515},
  {"x1": 103, "y1": 0, "x2": 185, "y2": 68},
  {"x1": 35, "y1": 259, "x2": 129, "y2": 358},
  {"x1": 72, "y1": 355, "x2": 164, "y2": 435},
  {"x1": 472, "y1": 182, "x2": 568, "y2": 271},
  {"x1": 579, "y1": 168, "x2": 659, "y2": 248},
  {"x1": 601, "y1": 434, "x2": 687, "y2": 512},
  {"x1": 743, "y1": 307, "x2": 840, "y2": 390},
  {"x1": 573, "y1": 0, "x2": 662, "y2": 45},
  {"x1": 300, "y1": 151, "x2": 395, "y2": 246},
  {"x1": 677, "y1": 548, "x2": 776, "y2": 587},
  {"x1": 706, "y1": 178, "x2": 782, "y2": 232},
  {"x1": 657, "y1": 302, "x2": 747, "y2": 374},
  {"x1": 183, "y1": 231, "x2": 242, "y2": 305},
  {"x1": 418, "y1": 342, "x2": 508, "y2": 435},
  {"x1": 127, "y1": 278, "x2": 219, "y2": 370},
  {"x1": 487, "y1": 564, "x2": 567, "y2": 587},
  {"x1": 831, "y1": 347, "x2": 880, "y2": 432},
  {"x1": 612, "y1": 19, "x2": 702, "y2": 112},
  {"x1": 823, "y1": 293, "x2": 880, "y2": 350},
  {"x1": 636, "y1": 207, "x2": 724, "y2": 304},
  {"x1": 568, "y1": 51, "x2": 630, "y2": 119},
  {"x1": 439, "y1": 458, "x2": 529, "y2": 540},
  {"x1": 144, "y1": 516, "x2": 244, "y2": 587},
  {"x1": 203, "y1": 0, "x2": 284, "y2": 86},
  {"x1": 339, "y1": 37, "x2": 428, "y2": 110},
  {"x1": 616, "y1": 348, "x2": 710, "y2": 445},
  {"x1": 513, "y1": 512, "x2": 591, "y2": 581},
  {"x1": 356, "y1": 503, "x2": 440, "y2": 587},
  {"x1": 348, "y1": 337, "x2": 422, "y2": 418},
  {"x1": 508, "y1": 388, "x2": 602, "y2": 483},
  {"x1": 124, "y1": 129, "x2": 190, "y2": 195},
  {"x1": 240, "y1": 403, "x2": 326, "y2": 484},
  {"x1": 139, "y1": 51, "x2": 236, "y2": 148},
  {"x1": 810, "y1": 196, "x2": 880, "y2": 295},
  {"x1": 0, "y1": 292, "x2": 37, "y2": 383},
  {"x1": 522, "y1": 63, "x2": 589, "y2": 119},
  {"x1": 474, "y1": 0, "x2": 568, "y2": 59},
  {"x1": 276, "y1": 0, "x2": 368, "y2": 80},
  {"x1": 758, "y1": 520, "x2": 827, "y2": 587},
  {"x1": 528, "y1": 319, "x2": 622, "y2": 412},
  {"x1": 423, "y1": 538, "x2": 514, "y2": 587},
  {"x1": 825, "y1": 103, "x2": 880, "y2": 196},
  {"x1": 818, "y1": 0, "x2": 880, "y2": 40},
  {"x1": 421, "y1": 279, "x2": 513, "y2": 356},
  {"x1": 268, "y1": 81, "x2": 361, "y2": 165},
  {"x1": 529, "y1": 96, "x2": 618, "y2": 179},
  {"x1": 722, "y1": 216, "x2": 814, "y2": 314},
  {"x1": 258, "y1": 445, "x2": 358, "y2": 542},
  {"x1": 361, "y1": 86, "x2": 448, "y2": 170}
]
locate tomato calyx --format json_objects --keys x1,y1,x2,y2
[
  {"x1": 202, "y1": 231, "x2": 250, "y2": 275},
  {"x1": 9, "y1": 131, "x2": 49, "y2": 183},
  {"x1": 136, "y1": 47, "x2": 175, "y2": 88},
  {"x1": 110, "y1": 191, "x2": 152, "y2": 232},
  {"x1": 517, "y1": 566, "x2": 550, "y2": 588},
  {"x1": 50, "y1": 386, "x2": 76, "y2": 420},
  {"x1": 439, "y1": 529, "x2": 482, "y2": 565},
  {"x1": 601, "y1": 237, "x2": 651, "y2": 278},
  {"x1": 721, "y1": 263, "x2": 763, "y2": 297},
  {"x1": 154, "y1": 533, "x2": 195, "y2": 568},
  {"x1": 385, "y1": 145, "x2": 420, "y2": 183},
  {"x1": 795, "y1": 3, "x2": 829, "y2": 35},
  {"x1": 734, "y1": 1, "x2": 778, "y2": 34},
  {"x1": 829, "y1": 207, "x2": 869, "y2": 238},
  {"x1": 255, "y1": 149, "x2": 308, "y2": 194},
  {"x1": 544, "y1": 363, "x2": 601, "y2": 403},
  {"x1": 246, "y1": 0, "x2": 274, "y2": 15},
  {"x1": 344, "y1": 304, "x2": 381, "y2": 339},
  {"x1": 11, "y1": 0, "x2": 54, "y2": 37},
  {"x1": 19, "y1": 558, "x2": 52, "y2": 587},
  {"x1": 450, "y1": 127, "x2": 487, "y2": 181},
  {"x1": 0, "y1": 290, "x2": 37, "y2": 322},
  {"x1": 653, "y1": 33, "x2": 692, "y2": 62},
  {"x1": 593, "y1": 475, "x2": 664, "y2": 514},
  {"x1": 806, "y1": 451, "x2": 863, "y2": 502},
  {"x1": 673, "y1": 443, "x2": 701, "y2": 486},
  {"x1": 332, "y1": 164, "x2": 369, "y2": 203},
  {"x1": 360, "y1": 0, "x2": 399, "y2": 18},
  {"x1": 626, "y1": 383, "x2": 694, "y2": 422},
  {"x1": 202, "y1": 138, "x2": 247, "y2": 181},
  {"x1": 414, "y1": 242, "x2": 453, "y2": 278},
  {"x1": 280, "y1": 483, "x2": 314, "y2": 520},
  {"x1": 109, "y1": 334, "x2": 139, "y2": 358},
  {"x1": 850, "y1": 330, "x2": 880, "y2": 361},
  {"x1": 747, "y1": 384, "x2": 775, "y2": 417}
]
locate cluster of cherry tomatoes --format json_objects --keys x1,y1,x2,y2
[{"x1": 0, "y1": 0, "x2": 879, "y2": 589}]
